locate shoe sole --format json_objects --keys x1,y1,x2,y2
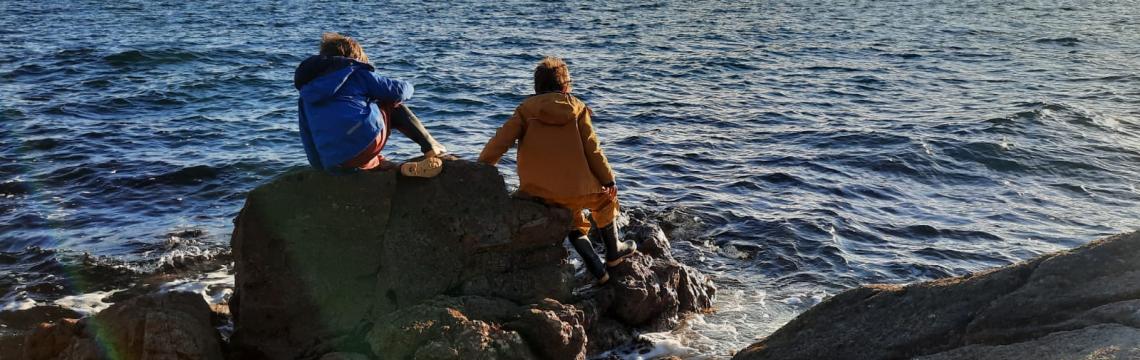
[
  {"x1": 606, "y1": 251, "x2": 636, "y2": 267},
  {"x1": 400, "y1": 158, "x2": 443, "y2": 178}
]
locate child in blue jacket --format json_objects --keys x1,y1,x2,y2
[{"x1": 294, "y1": 33, "x2": 447, "y2": 176}]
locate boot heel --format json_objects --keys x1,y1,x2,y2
[
  {"x1": 599, "y1": 224, "x2": 636, "y2": 268},
  {"x1": 605, "y1": 241, "x2": 636, "y2": 267}
]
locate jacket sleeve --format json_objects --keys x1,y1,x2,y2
[
  {"x1": 363, "y1": 72, "x2": 414, "y2": 103},
  {"x1": 577, "y1": 107, "x2": 616, "y2": 185},
  {"x1": 297, "y1": 99, "x2": 324, "y2": 170},
  {"x1": 478, "y1": 108, "x2": 525, "y2": 165}
]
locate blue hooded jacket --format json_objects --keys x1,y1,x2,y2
[{"x1": 294, "y1": 55, "x2": 413, "y2": 171}]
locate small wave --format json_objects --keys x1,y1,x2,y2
[
  {"x1": 989, "y1": 101, "x2": 1121, "y2": 131},
  {"x1": 1067, "y1": 74, "x2": 1139, "y2": 82},
  {"x1": 0, "y1": 180, "x2": 32, "y2": 196},
  {"x1": 2, "y1": 64, "x2": 50, "y2": 79},
  {"x1": 882, "y1": 262, "x2": 956, "y2": 280},
  {"x1": 846, "y1": 75, "x2": 887, "y2": 86},
  {"x1": 755, "y1": 172, "x2": 800, "y2": 185},
  {"x1": 1033, "y1": 37, "x2": 1081, "y2": 46},
  {"x1": 879, "y1": 52, "x2": 922, "y2": 59},
  {"x1": 122, "y1": 165, "x2": 222, "y2": 188},
  {"x1": 912, "y1": 247, "x2": 1008, "y2": 263},
  {"x1": 872, "y1": 224, "x2": 1003, "y2": 242},
  {"x1": 21, "y1": 138, "x2": 61, "y2": 151},
  {"x1": 803, "y1": 65, "x2": 862, "y2": 72},
  {"x1": 1048, "y1": 182, "x2": 1096, "y2": 196},
  {"x1": 103, "y1": 49, "x2": 205, "y2": 67},
  {"x1": 43, "y1": 166, "x2": 103, "y2": 188}
]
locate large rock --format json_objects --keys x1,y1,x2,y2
[
  {"x1": 733, "y1": 231, "x2": 1140, "y2": 360},
  {"x1": 0, "y1": 306, "x2": 82, "y2": 359},
  {"x1": 230, "y1": 160, "x2": 715, "y2": 359},
  {"x1": 21, "y1": 292, "x2": 223, "y2": 360}
]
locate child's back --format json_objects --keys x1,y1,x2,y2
[
  {"x1": 479, "y1": 57, "x2": 636, "y2": 285},
  {"x1": 478, "y1": 92, "x2": 613, "y2": 200}
]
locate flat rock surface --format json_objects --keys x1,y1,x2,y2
[{"x1": 733, "y1": 231, "x2": 1140, "y2": 360}]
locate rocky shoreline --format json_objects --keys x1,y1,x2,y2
[
  {"x1": 10, "y1": 160, "x2": 716, "y2": 359},
  {"x1": 8, "y1": 160, "x2": 1139, "y2": 360}
]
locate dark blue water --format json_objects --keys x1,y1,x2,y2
[{"x1": 3, "y1": 1, "x2": 1139, "y2": 357}]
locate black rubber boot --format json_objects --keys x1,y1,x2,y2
[
  {"x1": 599, "y1": 224, "x2": 637, "y2": 268},
  {"x1": 568, "y1": 231, "x2": 609, "y2": 285},
  {"x1": 388, "y1": 104, "x2": 446, "y2": 155}
]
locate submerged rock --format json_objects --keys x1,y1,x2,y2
[
  {"x1": 229, "y1": 160, "x2": 715, "y2": 359},
  {"x1": 732, "y1": 231, "x2": 1140, "y2": 360}
]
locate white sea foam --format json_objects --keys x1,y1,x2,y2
[
  {"x1": 158, "y1": 265, "x2": 234, "y2": 306},
  {"x1": 1, "y1": 290, "x2": 38, "y2": 312},
  {"x1": 611, "y1": 332, "x2": 702, "y2": 360},
  {"x1": 46, "y1": 266, "x2": 234, "y2": 317},
  {"x1": 593, "y1": 286, "x2": 819, "y2": 359},
  {"x1": 53, "y1": 289, "x2": 120, "y2": 316},
  {"x1": 718, "y1": 244, "x2": 749, "y2": 260}
]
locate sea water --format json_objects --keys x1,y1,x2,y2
[{"x1": 2, "y1": 1, "x2": 1139, "y2": 358}]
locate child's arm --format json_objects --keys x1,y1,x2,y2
[
  {"x1": 364, "y1": 73, "x2": 414, "y2": 104},
  {"x1": 478, "y1": 109, "x2": 524, "y2": 165},
  {"x1": 577, "y1": 107, "x2": 616, "y2": 186}
]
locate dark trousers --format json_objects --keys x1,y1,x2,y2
[{"x1": 386, "y1": 104, "x2": 443, "y2": 154}]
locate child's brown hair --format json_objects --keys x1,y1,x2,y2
[
  {"x1": 320, "y1": 32, "x2": 370, "y2": 63},
  {"x1": 534, "y1": 56, "x2": 572, "y2": 94}
]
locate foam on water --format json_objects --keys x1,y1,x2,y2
[
  {"x1": 158, "y1": 265, "x2": 234, "y2": 306},
  {"x1": 1, "y1": 291, "x2": 37, "y2": 312},
  {"x1": 52, "y1": 289, "x2": 121, "y2": 316},
  {"x1": 609, "y1": 332, "x2": 703, "y2": 360}
]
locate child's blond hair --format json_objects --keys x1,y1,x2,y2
[{"x1": 320, "y1": 32, "x2": 370, "y2": 63}]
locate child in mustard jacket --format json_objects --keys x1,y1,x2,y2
[{"x1": 479, "y1": 57, "x2": 636, "y2": 284}]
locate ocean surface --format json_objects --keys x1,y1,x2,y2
[{"x1": 2, "y1": 1, "x2": 1139, "y2": 358}]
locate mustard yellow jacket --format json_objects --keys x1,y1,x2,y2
[{"x1": 478, "y1": 92, "x2": 615, "y2": 199}]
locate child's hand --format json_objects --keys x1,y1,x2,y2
[{"x1": 602, "y1": 183, "x2": 618, "y2": 200}]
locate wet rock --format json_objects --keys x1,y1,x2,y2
[
  {"x1": 21, "y1": 318, "x2": 83, "y2": 360},
  {"x1": 505, "y1": 299, "x2": 588, "y2": 360},
  {"x1": 21, "y1": 292, "x2": 223, "y2": 360},
  {"x1": 229, "y1": 160, "x2": 715, "y2": 359},
  {"x1": 607, "y1": 222, "x2": 715, "y2": 329},
  {"x1": 733, "y1": 231, "x2": 1140, "y2": 360},
  {"x1": 367, "y1": 296, "x2": 537, "y2": 360},
  {"x1": 0, "y1": 305, "x2": 82, "y2": 359}
]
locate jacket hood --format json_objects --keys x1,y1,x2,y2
[
  {"x1": 527, "y1": 92, "x2": 585, "y2": 126},
  {"x1": 294, "y1": 55, "x2": 374, "y2": 102}
]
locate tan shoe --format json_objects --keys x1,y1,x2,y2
[{"x1": 400, "y1": 157, "x2": 443, "y2": 178}]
